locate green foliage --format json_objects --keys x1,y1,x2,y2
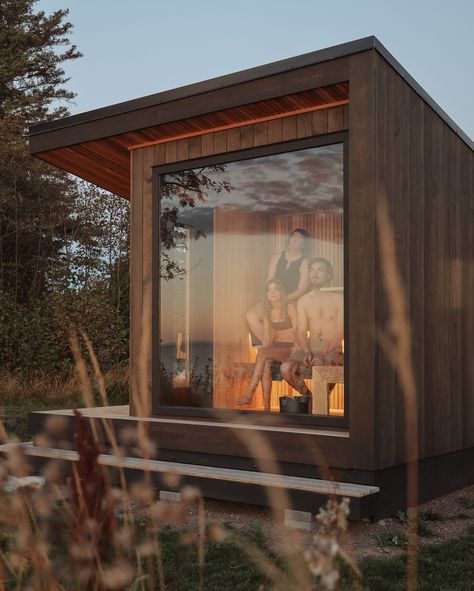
[
  {"x1": 0, "y1": 1, "x2": 130, "y2": 377},
  {"x1": 395, "y1": 506, "x2": 417, "y2": 524},
  {"x1": 0, "y1": 0, "x2": 81, "y2": 121},
  {"x1": 418, "y1": 510, "x2": 444, "y2": 522},
  {"x1": 0, "y1": 283, "x2": 129, "y2": 374},
  {"x1": 0, "y1": 0, "x2": 82, "y2": 303},
  {"x1": 396, "y1": 508, "x2": 438, "y2": 538},
  {"x1": 246, "y1": 520, "x2": 267, "y2": 549}
]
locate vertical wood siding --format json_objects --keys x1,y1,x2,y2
[{"x1": 374, "y1": 55, "x2": 474, "y2": 467}]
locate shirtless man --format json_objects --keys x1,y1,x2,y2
[{"x1": 280, "y1": 257, "x2": 343, "y2": 396}]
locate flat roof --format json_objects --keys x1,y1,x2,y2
[{"x1": 30, "y1": 35, "x2": 472, "y2": 151}]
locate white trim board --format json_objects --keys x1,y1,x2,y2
[{"x1": 0, "y1": 442, "x2": 377, "y2": 498}]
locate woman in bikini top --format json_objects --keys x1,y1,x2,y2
[
  {"x1": 269, "y1": 305, "x2": 294, "y2": 347},
  {"x1": 245, "y1": 228, "x2": 311, "y2": 344},
  {"x1": 237, "y1": 279, "x2": 297, "y2": 411}
]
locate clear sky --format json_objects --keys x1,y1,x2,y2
[{"x1": 37, "y1": 0, "x2": 473, "y2": 140}]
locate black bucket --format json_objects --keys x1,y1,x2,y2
[{"x1": 279, "y1": 395, "x2": 311, "y2": 414}]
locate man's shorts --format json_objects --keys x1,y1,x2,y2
[{"x1": 289, "y1": 347, "x2": 343, "y2": 365}]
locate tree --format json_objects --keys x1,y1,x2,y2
[
  {"x1": 160, "y1": 166, "x2": 233, "y2": 280},
  {"x1": 0, "y1": 0, "x2": 82, "y2": 304},
  {"x1": 0, "y1": 0, "x2": 81, "y2": 122},
  {"x1": 0, "y1": 2, "x2": 132, "y2": 374}
]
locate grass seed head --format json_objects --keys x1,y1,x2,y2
[
  {"x1": 44, "y1": 415, "x2": 69, "y2": 439},
  {"x1": 181, "y1": 485, "x2": 201, "y2": 504},
  {"x1": 102, "y1": 561, "x2": 134, "y2": 589}
]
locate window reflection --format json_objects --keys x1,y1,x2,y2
[{"x1": 159, "y1": 143, "x2": 344, "y2": 416}]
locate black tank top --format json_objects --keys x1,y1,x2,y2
[{"x1": 275, "y1": 252, "x2": 304, "y2": 294}]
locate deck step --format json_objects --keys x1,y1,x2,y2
[{"x1": 0, "y1": 442, "x2": 379, "y2": 499}]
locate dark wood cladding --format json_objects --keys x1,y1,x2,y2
[
  {"x1": 27, "y1": 410, "x2": 350, "y2": 470},
  {"x1": 148, "y1": 105, "x2": 348, "y2": 167},
  {"x1": 129, "y1": 105, "x2": 348, "y2": 418},
  {"x1": 346, "y1": 52, "x2": 378, "y2": 471},
  {"x1": 32, "y1": 83, "x2": 349, "y2": 198},
  {"x1": 128, "y1": 83, "x2": 349, "y2": 148},
  {"x1": 30, "y1": 59, "x2": 350, "y2": 153},
  {"x1": 374, "y1": 54, "x2": 474, "y2": 469}
]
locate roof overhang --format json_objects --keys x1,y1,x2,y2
[{"x1": 29, "y1": 36, "x2": 473, "y2": 198}]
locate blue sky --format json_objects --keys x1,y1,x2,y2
[{"x1": 37, "y1": 0, "x2": 474, "y2": 140}]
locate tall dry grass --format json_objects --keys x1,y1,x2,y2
[
  {"x1": 0, "y1": 326, "x2": 356, "y2": 590},
  {"x1": 0, "y1": 366, "x2": 129, "y2": 407},
  {"x1": 376, "y1": 196, "x2": 420, "y2": 591}
]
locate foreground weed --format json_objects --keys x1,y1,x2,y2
[
  {"x1": 397, "y1": 509, "x2": 436, "y2": 538},
  {"x1": 375, "y1": 531, "x2": 408, "y2": 550},
  {"x1": 418, "y1": 510, "x2": 443, "y2": 522},
  {"x1": 445, "y1": 512, "x2": 471, "y2": 521},
  {"x1": 247, "y1": 519, "x2": 266, "y2": 549}
]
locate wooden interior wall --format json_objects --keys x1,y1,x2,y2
[
  {"x1": 129, "y1": 104, "x2": 348, "y2": 416},
  {"x1": 213, "y1": 209, "x2": 270, "y2": 410},
  {"x1": 374, "y1": 55, "x2": 474, "y2": 468}
]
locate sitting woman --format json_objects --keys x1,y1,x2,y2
[
  {"x1": 245, "y1": 228, "x2": 310, "y2": 344},
  {"x1": 236, "y1": 279, "x2": 297, "y2": 411}
]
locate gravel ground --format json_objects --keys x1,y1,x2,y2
[{"x1": 146, "y1": 484, "x2": 474, "y2": 560}]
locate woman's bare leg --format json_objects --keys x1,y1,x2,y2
[
  {"x1": 245, "y1": 301, "x2": 265, "y2": 344},
  {"x1": 236, "y1": 351, "x2": 267, "y2": 405},
  {"x1": 237, "y1": 348, "x2": 292, "y2": 407},
  {"x1": 280, "y1": 359, "x2": 312, "y2": 396},
  {"x1": 262, "y1": 359, "x2": 273, "y2": 411}
]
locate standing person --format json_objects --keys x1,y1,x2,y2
[
  {"x1": 237, "y1": 279, "x2": 297, "y2": 411},
  {"x1": 246, "y1": 228, "x2": 311, "y2": 344},
  {"x1": 280, "y1": 258, "x2": 343, "y2": 397}
]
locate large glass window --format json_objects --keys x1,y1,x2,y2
[{"x1": 157, "y1": 141, "x2": 344, "y2": 416}]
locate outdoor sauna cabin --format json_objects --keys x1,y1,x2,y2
[{"x1": 24, "y1": 37, "x2": 474, "y2": 518}]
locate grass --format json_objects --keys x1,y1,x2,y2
[
  {"x1": 1, "y1": 505, "x2": 473, "y2": 591},
  {"x1": 340, "y1": 525, "x2": 474, "y2": 591},
  {"x1": 396, "y1": 509, "x2": 444, "y2": 538},
  {"x1": 158, "y1": 529, "x2": 269, "y2": 591},
  {"x1": 0, "y1": 367, "x2": 129, "y2": 440},
  {"x1": 144, "y1": 524, "x2": 474, "y2": 590},
  {"x1": 375, "y1": 530, "x2": 408, "y2": 549}
]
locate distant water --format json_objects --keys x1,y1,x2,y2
[{"x1": 160, "y1": 341, "x2": 213, "y2": 377}]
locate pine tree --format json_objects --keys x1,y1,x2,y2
[
  {"x1": 0, "y1": 0, "x2": 82, "y2": 303},
  {"x1": 0, "y1": 2, "x2": 131, "y2": 374}
]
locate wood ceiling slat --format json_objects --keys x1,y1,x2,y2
[
  {"x1": 60, "y1": 147, "x2": 129, "y2": 188},
  {"x1": 34, "y1": 82, "x2": 349, "y2": 200},
  {"x1": 75, "y1": 141, "x2": 129, "y2": 171},
  {"x1": 66, "y1": 145, "x2": 129, "y2": 183},
  {"x1": 38, "y1": 150, "x2": 128, "y2": 198}
]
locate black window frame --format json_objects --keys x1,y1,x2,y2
[{"x1": 151, "y1": 131, "x2": 349, "y2": 428}]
